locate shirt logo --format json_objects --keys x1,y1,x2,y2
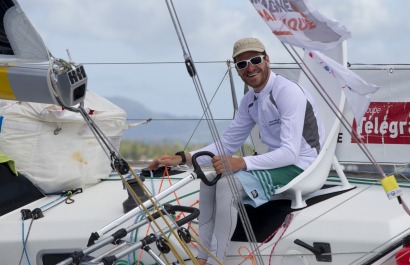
[
  {"x1": 269, "y1": 119, "x2": 280, "y2": 126},
  {"x1": 251, "y1": 190, "x2": 258, "y2": 198}
]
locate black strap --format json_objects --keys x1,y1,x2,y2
[{"x1": 174, "y1": 151, "x2": 186, "y2": 165}]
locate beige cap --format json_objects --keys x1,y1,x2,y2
[{"x1": 232, "y1": 38, "x2": 265, "y2": 58}]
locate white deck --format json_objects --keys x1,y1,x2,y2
[{"x1": 1, "y1": 171, "x2": 410, "y2": 265}]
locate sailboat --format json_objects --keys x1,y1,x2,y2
[{"x1": 1, "y1": 0, "x2": 410, "y2": 264}]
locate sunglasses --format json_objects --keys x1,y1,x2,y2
[{"x1": 235, "y1": 55, "x2": 265, "y2": 70}]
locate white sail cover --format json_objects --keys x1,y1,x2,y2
[
  {"x1": 0, "y1": 0, "x2": 49, "y2": 62},
  {"x1": 0, "y1": 91, "x2": 127, "y2": 193}
]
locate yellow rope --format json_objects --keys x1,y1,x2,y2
[
  {"x1": 190, "y1": 233, "x2": 224, "y2": 265},
  {"x1": 118, "y1": 167, "x2": 199, "y2": 264}
]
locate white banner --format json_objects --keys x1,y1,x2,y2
[
  {"x1": 250, "y1": 0, "x2": 351, "y2": 50},
  {"x1": 271, "y1": 65, "x2": 410, "y2": 165},
  {"x1": 335, "y1": 66, "x2": 410, "y2": 165}
]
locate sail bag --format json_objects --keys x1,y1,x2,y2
[{"x1": 0, "y1": 91, "x2": 126, "y2": 193}]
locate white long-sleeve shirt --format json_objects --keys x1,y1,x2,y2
[{"x1": 191, "y1": 72, "x2": 325, "y2": 171}]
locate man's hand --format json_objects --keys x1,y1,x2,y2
[
  {"x1": 211, "y1": 156, "x2": 246, "y2": 174},
  {"x1": 148, "y1": 154, "x2": 181, "y2": 171}
]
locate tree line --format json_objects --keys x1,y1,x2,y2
[{"x1": 119, "y1": 140, "x2": 254, "y2": 162}]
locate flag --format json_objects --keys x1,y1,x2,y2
[
  {"x1": 308, "y1": 50, "x2": 380, "y2": 123},
  {"x1": 250, "y1": 0, "x2": 351, "y2": 51}
]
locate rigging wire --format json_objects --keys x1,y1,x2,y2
[
  {"x1": 24, "y1": 59, "x2": 410, "y2": 68},
  {"x1": 183, "y1": 68, "x2": 230, "y2": 151},
  {"x1": 227, "y1": 61, "x2": 247, "y2": 157},
  {"x1": 82, "y1": 60, "x2": 228, "y2": 65},
  {"x1": 164, "y1": 0, "x2": 263, "y2": 264}
]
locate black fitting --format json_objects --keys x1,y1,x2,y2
[
  {"x1": 122, "y1": 177, "x2": 148, "y2": 213},
  {"x1": 294, "y1": 239, "x2": 332, "y2": 262},
  {"x1": 141, "y1": 233, "x2": 156, "y2": 247},
  {"x1": 21, "y1": 209, "x2": 32, "y2": 220},
  {"x1": 101, "y1": 256, "x2": 117, "y2": 265},
  {"x1": 87, "y1": 232, "x2": 100, "y2": 247},
  {"x1": 143, "y1": 245, "x2": 152, "y2": 252},
  {"x1": 112, "y1": 157, "x2": 129, "y2": 175},
  {"x1": 31, "y1": 208, "x2": 44, "y2": 219},
  {"x1": 178, "y1": 227, "x2": 191, "y2": 243},
  {"x1": 156, "y1": 237, "x2": 171, "y2": 254},
  {"x1": 112, "y1": 228, "x2": 127, "y2": 242},
  {"x1": 185, "y1": 58, "x2": 196, "y2": 77},
  {"x1": 71, "y1": 250, "x2": 85, "y2": 264}
]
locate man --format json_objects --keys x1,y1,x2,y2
[{"x1": 148, "y1": 37, "x2": 324, "y2": 264}]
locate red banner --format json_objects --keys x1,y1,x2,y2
[{"x1": 352, "y1": 102, "x2": 410, "y2": 144}]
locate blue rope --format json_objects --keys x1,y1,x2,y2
[
  {"x1": 18, "y1": 192, "x2": 68, "y2": 265},
  {"x1": 20, "y1": 218, "x2": 32, "y2": 265},
  {"x1": 129, "y1": 213, "x2": 144, "y2": 264},
  {"x1": 39, "y1": 193, "x2": 66, "y2": 211}
]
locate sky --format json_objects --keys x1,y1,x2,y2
[{"x1": 17, "y1": 0, "x2": 410, "y2": 120}]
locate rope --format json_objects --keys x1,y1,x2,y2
[
  {"x1": 119, "y1": 166, "x2": 199, "y2": 264},
  {"x1": 130, "y1": 213, "x2": 144, "y2": 264},
  {"x1": 65, "y1": 191, "x2": 75, "y2": 204},
  {"x1": 19, "y1": 218, "x2": 33, "y2": 265},
  {"x1": 77, "y1": 105, "x2": 117, "y2": 161},
  {"x1": 238, "y1": 246, "x2": 257, "y2": 265},
  {"x1": 16, "y1": 188, "x2": 84, "y2": 265},
  {"x1": 190, "y1": 234, "x2": 224, "y2": 265},
  {"x1": 236, "y1": 213, "x2": 294, "y2": 265},
  {"x1": 160, "y1": 167, "x2": 200, "y2": 247},
  {"x1": 121, "y1": 170, "x2": 186, "y2": 264},
  {"x1": 268, "y1": 213, "x2": 294, "y2": 265}
]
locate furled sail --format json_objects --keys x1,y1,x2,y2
[
  {"x1": 0, "y1": 0, "x2": 49, "y2": 63},
  {"x1": 0, "y1": 0, "x2": 87, "y2": 106}
]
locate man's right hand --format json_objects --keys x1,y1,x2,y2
[
  {"x1": 211, "y1": 156, "x2": 246, "y2": 174},
  {"x1": 148, "y1": 154, "x2": 182, "y2": 171}
]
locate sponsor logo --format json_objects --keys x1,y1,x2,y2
[
  {"x1": 251, "y1": 190, "x2": 258, "y2": 198},
  {"x1": 352, "y1": 102, "x2": 410, "y2": 144}
]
